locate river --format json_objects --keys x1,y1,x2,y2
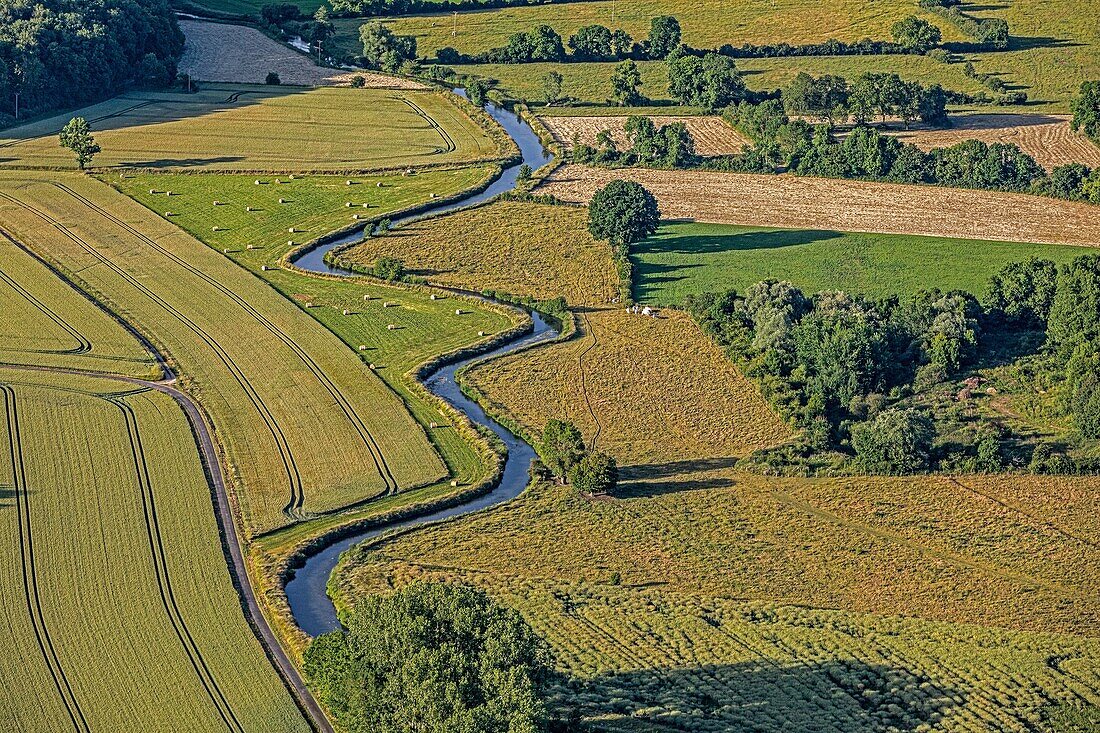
[{"x1": 284, "y1": 91, "x2": 556, "y2": 636}]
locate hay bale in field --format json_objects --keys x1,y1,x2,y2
[
  {"x1": 275, "y1": 178, "x2": 281, "y2": 184},
  {"x1": 255, "y1": 179, "x2": 262, "y2": 185},
  {"x1": 346, "y1": 202, "x2": 353, "y2": 207},
  {"x1": 346, "y1": 180, "x2": 355, "y2": 185},
  {"x1": 376, "y1": 182, "x2": 383, "y2": 187},
  {"x1": 353, "y1": 214, "x2": 360, "y2": 220},
  {"x1": 383, "y1": 301, "x2": 393, "y2": 307},
  {"x1": 166, "y1": 191, "x2": 173, "y2": 196},
  {"x1": 287, "y1": 226, "x2": 295, "y2": 232},
  {"x1": 261, "y1": 265, "x2": 269, "y2": 271},
  {"x1": 387, "y1": 324, "x2": 395, "y2": 330},
  {"x1": 212, "y1": 226, "x2": 220, "y2": 231},
  {"x1": 455, "y1": 309, "x2": 463, "y2": 315},
  {"x1": 430, "y1": 294, "x2": 436, "y2": 300},
  {"x1": 430, "y1": 192, "x2": 438, "y2": 198},
  {"x1": 164, "y1": 211, "x2": 173, "y2": 217},
  {"x1": 362, "y1": 203, "x2": 369, "y2": 208},
  {"x1": 429, "y1": 421, "x2": 438, "y2": 428},
  {"x1": 246, "y1": 206, "x2": 253, "y2": 211},
  {"x1": 358, "y1": 345, "x2": 367, "y2": 351},
  {"x1": 246, "y1": 244, "x2": 254, "y2": 250},
  {"x1": 342, "y1": 309, "x2": 350, "y2": 315},
  {"x1": 279, "y1": 198, "x2": 286, "y2": 204},
  {"x1": 450, "y1": 479, "x2": 459, "y2": 487},
  {"x1": 478, "y1": 330, "x2": 485, "y2": 336},
  {"x1": 222, "y1": 248, "x2": 230, "y2": 253},
  {"x1": 362, "y1": 295, "x2": 370, "y2": 301},
  {"x1": 149, "y1": 189, "x2": 158, "y2": 194},
  {"x1": 369, "y1": 363, "x2": 376, "y2": 369},
  {"x1": 287, "y1": 239, "x2": 294, "y2": 246}
]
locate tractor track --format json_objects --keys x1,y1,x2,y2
[
  {"x1": 0, "y1": 247, "x2": 92, "y2": 355},
  {"x1": 2, "y1": 384, "x2": 90, "y2": 733},
  {"x1": 51, "y1": 182, "x2": 400, "y2": 500},
  {"x1": 0, "y1": 189, "x2": 307, "y2": 520},
  {"x1": 400, "y1": 96, "x2": 457, "y2": 155},
  {"x1": 111, "y1": 393, "x2": 246, "y2": 733},
  {"x1": 576, "y1": 310, "x2": 603, "y2": 449}
]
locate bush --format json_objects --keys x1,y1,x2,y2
[
  {"x1": 372, "y1": 256, "x2": 403, "y2": 280},
  {"x1": 667, "y1": 51, "x2": 747, "y2": 110},
  {"x1": 568, "y1": 451, "x2": 618, "y2": 494},
  {"x1": 1071, "y1": 80, "x2": 1100, "y2": 143},
  {"x1": 588, "y1": 180, "x2": 660, "y2": 248},
  {"x1": 265, "y1": 71, "x2": 281, "y2": 85},
  {"x1": 851, "y1": 408, "x2": 935, "y2": 474},
  {"x1": 540, "y1": 419, "x2": 585, "y2": 479}
]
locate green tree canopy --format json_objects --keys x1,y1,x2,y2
[
  {"x1": 667, "y1": 52, "x2": 746, "y2": 110},
  {"x1": 360, "y1": 21, "x2": 417, "y2": 71},
  {"x1": 890, "y1": 15, "x2": 943, "y2": 53},
  {"x1": 983, "y1": 257, "x2": 1058, "y2": 328},
  {"x1": 540, "y1": 419, "x2": 585, "y2": 479},
  {"x1": 568, "y1": 451, "x2": 618, "y2": 494},
  {"x1": 59, "y1": 117, "x2": 100, "y2": 170},
  {"x1": 1071, "y1": 80, "x2": 1100, "y2": 143},
  {"x1": 1048, "y1": 255, "x2": 1100, "y2": 352},
  {"x1": 588, "y1": 179, "x2": 660, "y2": 248},
  {"x1": 304, "y1": 583, "x2": 553, "y2": 733},
  {"x1": 610, "y1": 59, "x2": 643, "y2": 105},
  {"x1": 568, "y1": 24, "x2": 613, "y2": 60},
  {"x1": 647, "y1": 15, "x2": 681, "y2": 59},
  {"x1": 852, "y1": 407, "x2": 935, "y2": 474}
]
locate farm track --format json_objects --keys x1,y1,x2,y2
[
  {"x1": 576, "y1": 310, "x2": 603, "y2": 449},
  {"x1": 0, "y1": 189, "x2": 308, "y2": 520},
  {"x1": 401, "y1": 96, "x2": 457, "y2": 155},
  {"x1": 51, "y1": 182, "x2": 401, "y2": 504},
  {"x1": 0, "y1": 239, "x2": 91, "y2": 355},
  {"x1": 112, "y1": 394, "x2": 245, "y2": 733},
  {"x1": 2, "y1": 385, "x2": 90, "y2": 733}
]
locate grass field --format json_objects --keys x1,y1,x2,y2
[
  {"x1": 632, "y1": 221, "x2": 1091, "y2": 304},
  {"x1": 332, "y1": 1, "x2": 966, "y2": 62},
  {"x1": 0, "y1": 84, "x2": 497, "y2": 171},
  {"x1": 335, "y1": 473, "x2": 1100, "y2": 732},
  {"x1": 539, "y1": 165, "x2": 1100, "y2": 247},
  {"x1": 0, "y1": 172, "x2": 446, "y2": 535},
  {"x1": 0, "y1": 368, "x2": 310, "y2": 732},
  {"x1": 0, "y1": 232, "x2": 157, "y2": 377}
]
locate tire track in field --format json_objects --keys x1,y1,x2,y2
[
  {"x1": 0, "y1": 234, "x2": 92, "y2": 355},
  {"x1": 51, "y1": 182, "x2": 400, "y2": 501},
  {"x1": 1, "y1": 385, "x2": 90, "y2": 733},
  {"x1": 400, "y1": 96, "x2": 457, "y2": 155},
  {"x1": 0, "y1": 190, "x2": 306, "y2": 521},
  {"x1": 576, "y1": 310, "x2": 602, "y2": 449},
  {"x1": 111, "y1": 394, "x2": 245, "y2": 733}
]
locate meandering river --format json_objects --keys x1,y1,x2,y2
[{"x1": 285, "y1": 92, "x2": 556, "y2": 636}]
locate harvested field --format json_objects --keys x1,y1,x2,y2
[
  {"x1": 0, "y1": 85, "x2": 497, "y2": 172},
  {"x1": 888, "y1": 114, "x2": 1100, "y2": 170},
  {"x1": 337, "y1": 471, "x2": 1100, "y2": 732},
  {"x1": 0, "y1": 368, "x2": 310, "y2": 732},
  {"x1": 0, "y1": 172, "x2": 445, "y2": 535},
  {"x1": 179, "y1": 20, "x2": 424, "y2": 88},
  {"x1": 540, "y1": 115, "x2": 748, "y2": 156},
  {"x1": 467, "y1": 308, "x2": 792, "y2": 465},
  {"x1": 539, "y1": 164, "x2": 1100, "y2": 247},
  {"x1": 339, "y1": 200, "x2": 620, "y2": 305}
]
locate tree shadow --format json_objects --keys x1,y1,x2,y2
[
  {"x1": 560, "y1": 660, "x2": 962, "y2": 732},
  {"x1": 635, "y1": 229, "x2": 842, "y2": 258},
  {"x1": 621, "y1": 457, "x2": 742, "y2": 481},
  {"x1": 116, "y1": 156, "x2": 246, "y2": 168},
  {"x1": 614, "y1": 457, "x2": 742, "y2": 498}
]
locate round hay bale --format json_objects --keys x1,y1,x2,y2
[
  {"x1": 287, "y1": 226, "x2": 295, "y2": 233},
  {"x1": 430, "y1": 294, "x2": 436, "y2": 300},
  {"x1": 376, "y1": 182, "x2": 383, "y2": 188},
  {"x1": 164, "y1": 212, "x2": 172, "y2": 217},
  {"x1": 346, "y1": 180, "x2": 354, "y2": 185},
  {"x1": 287, "y1": 239, "x2": 294, "y2": 246},
  {"x1": 387, "y1": 324, "x2": 395, "y2": 330},
  {"x1": 362, "y1": 294, "x2": 370, "y2": 301},
  {"x1": 279, "y1": 198, "x2": 286, "y2": 204},
  {"x1": 261, "y1": 265, "x2": 269, "y2": 271},
  {"x1": 275, "y1": 178, "x2": 281, "y2": 184},
  {"x1": 255, "y1": 180, "x2": 261, "y2": 185},
  {"x1": 358, "y1": 345, "x2": 367, "y2": 351},
  {"x1": 369, "y1": 363, "x2": 376, "y2": 370},
  {"x1": 455, "y1": 309, "x2": 462, "y2": 315},
  {"x1": 213, "y1": 200, "x2": 220, "y2": 206},
  {"x1": 166, "y1": 191, "x2": 173, "y2": 196},
  {"x1": 246, "y1": 206, "x2": 253, "y2": 211},
  {"x1": 246, "y1": 244, "x2": 254, "y2": 250},
  {"x1": 342, "y1": 309, "x2": 350, "y2": 315},
  {"x1": 346, "y1": 202, "x2": 353, "y2": 208},
  {"x1": 430, "y1": 192, "x2": 438, "y2": 198},
  {"x1": 149, "y1": 189, "x2": 157, "y2": 194},
  {"x1": 429, "y1": 421, "x2": 438, "y2": 428},
  {"x1": 353, "y1": 214, "x2": 360, "y2": 220},
  {"x1": 450, "y1": 479, "x2": 459, "y2": 487},
  {"x1": 222, "y1": 248, "x2": 230, "y2": 254},
  {"x1": 478, "y1": 330, "x2": 485, "y2": 336},
  {"x1": 362, "y1": 203, "x2": 369, "y2": 208},
  {"x1": 212, "y1": 226, "x2": 219, "y2": 232}
]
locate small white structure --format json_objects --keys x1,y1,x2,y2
[
  {"x1": 478, "y1": 330, "x2": 485, "y2": 337},
  {"x1": 246, "y1": 206, "x2": 253, "y2": 211},
  {"x1": 346, "y1": 180, "x2": 354, "y2": 186},
  {"x1": 255, "y1": 179, "x2": 262, "y2": 185}
]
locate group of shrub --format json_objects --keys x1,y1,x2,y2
[
  {"x1": 684, "y1": 254, "x2": 1100, "y2": 475},
  {"x1": 539, "y1": 419, "x2": 618, "y2": 495},
  {"x1": 783, "y1": 71, "x2": 949, "y2": 128},
  {"x1": 0, "y1": 0, "x2": 183, "y2": 123},
  {"x1": 573, "y1": 117, "x2": 698, "y2": 169},
  {"x1": 919, "y1": 0, "x2": 1011, "y2": 50}
]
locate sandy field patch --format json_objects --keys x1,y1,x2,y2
[
  {"x1": 538, "y1": 165, "x2": 1100, "y2": 247},
  {"x1": 892, "y1": 114, "x2": 1100, "y2": 170},
  {"x1": 541, "y1": 115, "x2": 749, "y2": 156},
  {"x1": 179, "y1": 20, "x2": 426, "y2": 88}
]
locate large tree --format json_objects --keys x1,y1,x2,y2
[
  {"x1": 890, "y1": 15, "x2": 942, "y2": 54},
  {"x1": 569, "y1": 451, "x2": 618, "y2": 494},
  {"x1": 360, "y1": 21, "x2": 417, "y2": 71},
  {"x1": 304, "y1": 583, "x2": 553, "y2": 733},
  {"x1": 610, "y1": 59, "x2": 643, "y2": 105},
  {"x1": 647, "y1": 15, "x2": 681, "y2": 58},
  {"x1": 540, "y1": 419, "x2": 585, "y2": 479},
  {"x1": 1071, "y1": 80, "x2": 1100, "y2": 143},
  {"x1": 852, "y1": 408, "x2": 935, "y2": 474},
  {"x1": 59, "y1": 117, "x2": 100, "y2": 170},
  {"x1": 667, "y1": 52, "x2": 746, "y2": 110},
  {"x1": 588, "y1": 179, "x2": 660, "y2": 248}
]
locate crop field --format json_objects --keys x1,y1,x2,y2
[
  {"x1": 883, "y1": 114, "x2": 1100, "y2": 171},
  {"x1": 0, "y1": 172, "x2": 446, "y2": 535},
  {"x1": 337, "y1": 471, "x2": 1100, "y2": 732},
  {"x1": 538, "y1": 164, "x2": 1100, "y2": 247},
  {"x1": 0, "y1": 368, "x2": 310, "y2": 732},
  {"x1": 632, "y1": 221, "x2": 1089, "y2": 304},
  {"x1": 541, "y1": 115, "x2": 748, "y2": 156},
  {"x1": 0, "y1": 85, "x2": 497, "y2": 172},
  {"x1": 340, "y1": 200, "x2": 620, "y2": 305},
  {"x1": 179, "y1": 20, "x2": 423, "y2": 88},
  {"x1": 0, "y1": 232, "x2": 157, "y2": 377}
]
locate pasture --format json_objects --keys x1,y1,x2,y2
[
  {"x1": 632, "y1": 221, "x2": 1089, "y2": 304},
  {"x1": 540, "y1": 115, "x2": 748, "y2": 156},
  {"x1": 0, "y1": 233, "x2": 157, "y2": 377},
  {"x1": 538, "y1": 164, "x2": 1100, "y2": 247},
  {"x1": 0, "y1": 368, "x2": 310, "y2": 732},
  {"x1": 0, "y1": 172, "x2": 445, "y2": 535},
  {"x1": 336, "y1": 473, "x2": 1100, "y2": 732},
  {"x1": 0, "y1": 84, "x2": 497, "y2": 172}
]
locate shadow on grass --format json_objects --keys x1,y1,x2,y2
[
  {"x1": 560, "y1": 660, "x2": 962, "y2": 732},
  {"x1": 635, "y1": 228, "x2": 842, "y2": 257},
  {"x1": 616, "y1": 457, "x2": 742, "y2": 497},
  {"x1": 118, "y1": 156, "x2": 246, "y2": 168}
]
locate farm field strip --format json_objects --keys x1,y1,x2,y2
[
  {"x1": 540, "y1": 115, "x2": 749, "y2": 156},
  {"x1": 0, "y1": 370, "x2": 310, "y2": 732},
  {"x1": 0, "y1": 229, "x2": 157, "y2": 377},
  {"x1": 538, "y1": 164, "x2": 1100, "y2": 247},
  {"x1": 0, "y1": 173, "x2": 444, "y2": 534},
  {"x1": 0, "y1": 85, "x2": 498, "y2": 172}
]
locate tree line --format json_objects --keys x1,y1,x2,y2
[
  {"x1": 0, "y1": 0, "x2": 183, "y2": 124},
  {"x1": 685, "y1": 254, "x2": 1100, "y2": 475}
]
